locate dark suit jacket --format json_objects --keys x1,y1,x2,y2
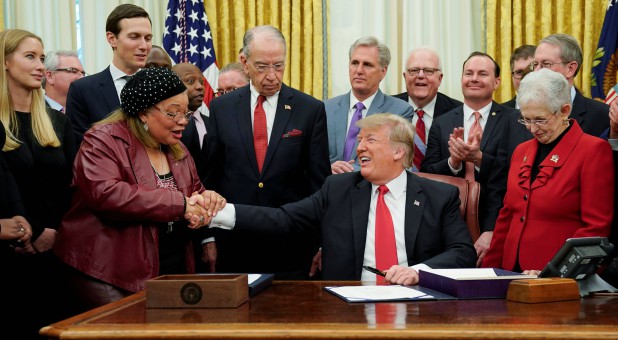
[
  {"x1": 502, "y1": 96, "x2": 517, "y2": 109},
  {"x1": 420, "y1": 101, "x2": 519, "y2": 232},
  {"x1": 66, "y1": 67, "x2": 120, "y2": 143},
  {"x1": 180, "y1": 112, "x2": 209, "y2": 184},
  {"x1": 393, "y1": 92, "x2": 463, "y2": 118},
  {"x1": 204, "y1": 84, "x2": 330, "y2": 278},
  {"x1": 233, "y1": 171, "x2": 476, "y2": 280},
  {"x1": 571, "y1": 90, "x2": 609, "y2": 137}
]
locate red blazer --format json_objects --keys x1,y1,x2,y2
[
  {"x1": 55, "y1": 121, "x2": 205, "y2": 293},
  {"x1": 483, "y1": 121, "x2": 614, "y2": 271}
]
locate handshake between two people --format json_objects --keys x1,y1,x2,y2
[{"x1": 183, "y1": 190, "x2": 227, "y2": 229}]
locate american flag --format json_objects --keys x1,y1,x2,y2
[{"x1": 163, "y1": 0, "x2": 218, "y2": 109}]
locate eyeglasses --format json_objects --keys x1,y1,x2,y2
[
  {"x1": 54, "y1": 67, "x2": 86, "y2": 76},
  {"x1": 214, "y1": 88, "x2": 238, "y2": 97},
  {"x1": 517, "y1": 111, "x2": 557, "y2": 127},
  {"x1": 530, "y1": 61, "x2": 569, "y2": 70},
  {"x1": 153, "y1": 105, "x2": 193, "y2": 122},
  {"x1": 252, "y1": 62, "x2": 285, "y2": 74},
  {"x1": 406, "y1": 68, "x2": 440, "y2": 76}
]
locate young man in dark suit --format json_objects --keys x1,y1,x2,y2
[
  {"x1": 421, "y1": 52, "x2": 519, "y2": 265},
  {"x1": 66, "y1": 4, "x2": 152, "y2": 143},
  {"x1": 209, "y1": 113, "x2": 476, "y2": 285},
  {"x1": 204, "y1": 25, "x2": 330, "y2": 279},
  {"x1": 502, "y1": 44, "x2": 536, "y2": 109}
]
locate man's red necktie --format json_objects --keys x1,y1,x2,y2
[
  {"x1": 375, "y1": 185, "x2": 398, "y2": 279},
  {"x1": 254, "y1": 95, "x2": 268, "y2": 173},
  {"x1": 413, "y1": 109, "x2": 426, "y2": 171}
]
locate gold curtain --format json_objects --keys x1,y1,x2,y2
[
  {"x1": 205, "y1": 0, "x2": 326, "y2": 99},
  {"x1": 483, "y1": 0, "x2": 606, "y2": 103},
  {"x1": 0, "y1": 0, "x2": 4, "y2": 31}
]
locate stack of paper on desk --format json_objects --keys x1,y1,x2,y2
[
  {"x1": 419, "y1": 268, "x2": 536, "y2": 299},
  {"x1": 324, "y1": 285, "x2": 436, "y2": 303}
]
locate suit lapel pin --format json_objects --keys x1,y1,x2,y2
[
  {"x1": 550, "y1": 154, "x2": 559, "y2": 163},
  {"x1": 491, "y1": 111, "x2": 496, "y2": 116},
  {"x1": 414, "y1": 200, "x2": 420, "y2": 206},
  {"x1": 284, "y1": 104, "x2": 291, "y2": 110},
  {"x1": 523, "y1": 156, "x2": 527, "y2": 162}
]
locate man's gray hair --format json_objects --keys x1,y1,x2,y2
[
  {"x1": 517, "y1": 68, "x2": 571, "y2": 113},
  {"x1": 405, "y1": 47, "x2": 442, "y2": 70},
  {"x1": 539, "y1": 33, "x2": 583, "y2": 77},
  {"x1": 349, "y1": 36, "x2": 391, "y2": 68},
  {"x1": 242, "y1": 25, "x2": 286, "y2": 59},
  {"x1": 43, "y1": 50, "x2": 79, "y2": 88},
  {"x1": 220, "y1": 62, "x2": 249, "y2": 83}
]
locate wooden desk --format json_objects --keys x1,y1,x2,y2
[{"x1": 41, "y1": 280, "x2": 618, "y2": 339}]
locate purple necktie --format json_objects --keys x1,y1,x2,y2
[{"x1": 343, "y1": 102, "x2": 365, "y2": 161}]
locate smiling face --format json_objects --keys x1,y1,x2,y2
[
  {"x1": 357, "y1": 124, "x2": 405, "y2": 185},
  {"x1": 461, "y1": 55, "x2": 500, "y2": 107},
  {"x1": 5, "y1": 37, "x2": 45, "y2": 91},
  {"x1": 140, "y1": 92, "x2": 190, "y2": 146},
  {"x1": 519, "y1": 101, "x2": 570, "y2": 144},
  {"x1": 403, "y1": 49, "x2": 442, "y2": 108},
  {"x1": 349, "y1": 45, "x2": 387, "y2": 101},
  {"x1": 107, "y1": 17, "x2": 153, "y2": 74}
]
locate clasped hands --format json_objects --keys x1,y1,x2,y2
[
  {"x1": 448, "y1": 127, "x2": 482, "y2": 169},
  {"x1": 184, "y1": 191, "x2": 227, "y2": 228}
]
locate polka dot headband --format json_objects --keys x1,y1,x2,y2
[{"x1": 120, "y1": 67, "x2": 187, "y2": 116}]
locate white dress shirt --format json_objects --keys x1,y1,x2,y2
[
  {"x1": 109, "y1": 63, "x2": 135, "y2": 102},
  {"x1": 249, "y1": 82, "x2": 279, "y2": 142},
  {"x1": 409, "y1": 95, "x2": 438, "y2": 138},
  {"x1": 347, "y1": 91, "x2": 377, "y2": 134}
]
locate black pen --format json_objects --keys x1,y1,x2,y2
[{"x1": 363, "y1": 265, "x2": 386, "y2": 277}]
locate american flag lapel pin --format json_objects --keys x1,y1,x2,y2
[
  {"x1": 285, "y1": 105, "x2": 291, "y2": 110},
  {"x1": 414, "y1": 200, "x2": 420, "y2": 206}
]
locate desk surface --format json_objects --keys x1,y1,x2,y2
[{"x1": 41, "y1": 280, "x2": 618, "y2": 339}]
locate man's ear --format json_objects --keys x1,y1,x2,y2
[{"x1": 393, "y1": 147, "x2": 405, "y2": 161}]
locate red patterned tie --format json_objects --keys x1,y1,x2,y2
[
  {"x1": 253, "y1": 95, "x2": 268, "y2": 173},
  {"x1": 375, "y1": 185, "x2": 398, "y2": 279},
  {"x1": 465, "y1": 111, "x2": 482, "y2": 182},
  {"x1": 413, "y1": 109, "x2": 426, "y2": 171}
]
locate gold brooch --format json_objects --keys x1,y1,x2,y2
[{"x1": 550, "y1": 154, "x2": 559, "y2": 163}]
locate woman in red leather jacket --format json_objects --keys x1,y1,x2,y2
[{"x1": 55, "y1": 67, "x2": 225, "y2": 311}]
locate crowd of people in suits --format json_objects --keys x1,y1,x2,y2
[{"x1": 1, "y1": 3, "x2": 617, "y2": 339}]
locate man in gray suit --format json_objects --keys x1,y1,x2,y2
[{"x1": 326, "y1": 36, "x2": 413, "y2": 174}]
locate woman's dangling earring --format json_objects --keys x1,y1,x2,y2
[{"x1": 143, "y1": 121, "x2": 149, "y2": 131}]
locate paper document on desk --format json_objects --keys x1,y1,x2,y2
[{"x1": 325, "y1": 285, "x2": 433, "y2": 303}]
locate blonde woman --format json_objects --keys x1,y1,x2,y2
[{"x1": 0, "y1": 29, "x2": 76, "y2": 338}]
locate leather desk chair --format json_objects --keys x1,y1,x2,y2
[{"x1": 414, "y1": 172, "x2": 481, "y2": 243}]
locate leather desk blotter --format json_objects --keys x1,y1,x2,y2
[{"x1": 507, "y1": 278, "x2": 580, "y2": 303}]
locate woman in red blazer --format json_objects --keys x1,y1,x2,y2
[{"x1": 482, "y1": 69, "x2": 614, "y2": 272}]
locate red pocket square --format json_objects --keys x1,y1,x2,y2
[{"x1": 283, "y1": 129, "x2": 303, "y2": 138}]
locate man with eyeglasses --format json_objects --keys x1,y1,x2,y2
[
  {"x1": 66, "y1": 4, "x2": 153, "y2": 144},
  {"x1": 43, "y1": 50, "x2": 85, "y2": 113},
  {"x1": 421, "y1": 52, "x2": 519, "y2": 266},
  {"x1": 326, "y1": 36, "x2": 413, "y2": 174},
  {"x1": 393, "y1": 48, "x2": 462, "y2": 171},
  {"x1": 204, "y1": 25, "x2": 330, "y2": 279},
  {"x1": 216, "y1": 62, "x2": 249, "y2": 98},
  {"x1": 532, "y1": 34, "x2": 609, "y2": 136},
  {"x1": 502, "y1": 45, "x2": 536, "y2": 109}
]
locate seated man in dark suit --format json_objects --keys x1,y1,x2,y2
[
  {"x1": 502, "y1": 44, "x2": 535, "y2": 109},
  {"x1": 393, "y1": 48, "x2": 462, "y2": 171},
  {"x1": 66, "y1": 4, "x2": 152, "y2": 143},
  {"x1": 421, "y1": 52, "x2": 519, "y2": 265},
  {"x1": 210, "y1": 113, "x2": 476, "y2": 285}
]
